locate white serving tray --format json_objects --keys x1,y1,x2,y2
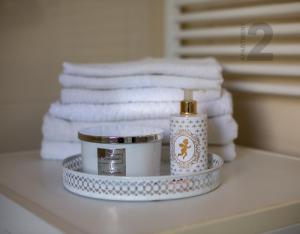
[{"x1": 62, "y1": 153, "x2": 223, "y2": 201}]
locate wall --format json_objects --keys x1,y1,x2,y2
[
  {"x1": 1, "y1": 0, "x2": 299, "y2": 157},
  {"x1": 233, "y1": 92, "x2": 300, "y2": 157},
  {"x1": 0, "y1": 0, "x2": 163, "y2": 153},
  {"x1": 165, "y1": 0, "x2": 300, "y2": 158}
]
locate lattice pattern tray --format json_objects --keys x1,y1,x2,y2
[{"x1": 62, "y1": 153, "x2": 223, "y2": 201}]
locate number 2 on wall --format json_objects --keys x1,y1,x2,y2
[{"x1": 247, "y1": 23, "x2": 274, "y2": 61}]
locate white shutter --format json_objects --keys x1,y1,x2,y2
[{"x1": 165, "y1": 0, "x2": 300, "y2": 96}]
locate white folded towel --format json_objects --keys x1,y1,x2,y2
[
  {"x1": 208, "y1": 144, "x2": 237, "y2": 162},
  {"x1": 63, "y1": 57, "x2": 222, "y2": 79},
  {"x1": 42, "y1": 114, "x2": 237, "y2": 145},
  {"x1": 50, "y1": 90, "x2": 232, "y2": 122},
  {"x1": 59, "y1": 74, "x2": 222, "y2": 90},
  {"x1": 40, "y1": 140, "x2": 236, "y2": 162},
  {"x1": 41, "y1": 141, "x2": 81, "y2": 160},
  {"x1": 61, "y1": 88, "x2": 221, "y2": 104}
]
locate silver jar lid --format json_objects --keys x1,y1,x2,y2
[{"x1": 78, "y1": 125, "x2": 163, "y2": 144}]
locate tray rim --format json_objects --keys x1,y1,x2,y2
[
  {"x1": 62, "y1": 153, "x2": 224, "y2": 201},
  {"x1": 62, "y1": 152, "x2": 224, "y2": 180},
  {"x1": 63, "y1": 180, "x2": 222, "y2": 201}
]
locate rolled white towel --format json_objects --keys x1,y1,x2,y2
[
  {"x1": 40, "y1": 140, "x2": 236, "y2": 162},
  {"x1": 49, "y1": 90, "x2": 232, "y2": 122},
  {"x1": 42, "y1": 114, "x2": 237, "y2": 145},
  {"x1": 61, "y1": 88, "x2": 221, "y2": 104},
  {"x1": 59, "y1": 74, "x2": 222, "y2": 90},
  {"x1": 63, "y1": 57, "x2": 222, "y2": 79}
]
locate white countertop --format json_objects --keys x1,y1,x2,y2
[{"x1": 0, "y1": 146, "x2": 300, "y2": 234}]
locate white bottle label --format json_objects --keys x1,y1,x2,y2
[
  {"x1": 172, "y1": 129, "x2": 200, "y2": 169},
  {"x1": 175, "y1": 135, "x2": 194, "y2": 162}
]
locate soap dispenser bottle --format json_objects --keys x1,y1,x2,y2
[{"x1": 170, "y1": 89, "x2": 208, "y2": 175}]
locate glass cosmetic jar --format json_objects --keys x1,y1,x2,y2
[{"x1": 78, "y1": 125, "x2": 163, "y2": 177}]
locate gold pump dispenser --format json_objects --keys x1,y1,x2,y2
[{"x1": 180, "y1": 89, "x2": 197, "y2": 115}]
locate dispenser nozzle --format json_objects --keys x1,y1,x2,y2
[
  {"x1": 181, "y1": 89, "x2": 197, "y2": 115},
  {"x1": 184, "y1": 89, "x2": 193, "y2": 101}
]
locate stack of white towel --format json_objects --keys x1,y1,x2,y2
[{"x1": 41, "y1": 58, "x2": 238, "y2": 162}]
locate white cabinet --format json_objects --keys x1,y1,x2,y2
[{"x1": 0, "y1": 147, "x2": 299, "y2": 233}]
